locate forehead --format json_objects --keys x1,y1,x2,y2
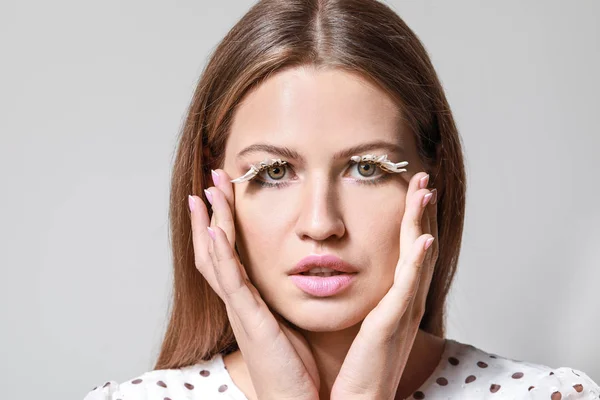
[{"x1": 225, "y1": 66, "x2": 409, "y2": 162}]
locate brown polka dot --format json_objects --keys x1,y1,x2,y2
[
  {"x1": 512, "y1": 372, "x2": 524, "y2": 379},
  {"x1": 551, "y1": 391, "x2": 562, "y2": 400},
  {"x1": 528, "y1": 386, "x2": 535, "y2": 391},
  {"x1": 490, "y1": 384, "x2": 501, "y2": 393},
  {"x1": 448, "y1": 357, "x2": 459, "y2": 366},
  {"x1": 157, "y1": 381, "x2": 167, "y2": 388},
  {"x1": 413, "y1": 391, "x2": 425, "y2": 399},
  {"x1": 573, "y1": 384, "x2": 583, "y2": 393},
  {"x1": 218, "y1": 384, "x2": 228, "y2": 392},
  {"x1": 465, "y1": 375, "x2": 476, "y2": 384},
  {"x1": 200, "y1": 369, "x2": 210, "y2": 377},
  {"x1": 131, "y1": 379, "x2": 143, "y2": 384},
  {"x1": 477, "y1": 361, "x2": 488, "y2": 368},
  {"x1": 103, "y1": 382, "x2": 111, "y2": 388},
  {"x1": 549, "y1": 371, "x2": 554, "y2": 375},
  {"x1": 184, "y1": 383, "x2": 194, "y2": 390},
  {"x1": 436, "y1": 377, "x2": 448, "y2": 386}
]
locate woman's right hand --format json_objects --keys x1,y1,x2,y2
[{"x1": 188, "y1": 169, "x2": 320, "y2": 400}]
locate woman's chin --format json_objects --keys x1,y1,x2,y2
[{"x1": 276, "y1": 299, "x2": 371, "y2": 332}]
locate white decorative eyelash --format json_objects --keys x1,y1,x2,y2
[
  {"x1": 349, "y1": 154, "x2": 409, "y2": 173},
  {"x1": 229, "y1": 154, "x2": 408, "y2": 184},
  {"x1": 230, "y1": 158, "x2": 288, "y2": 183}
]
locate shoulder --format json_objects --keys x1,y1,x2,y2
[
  {"x1": 521, "y1": 367, "x2": 600, "y2": 400},
  {"x1": 413, "y1": 338, "x2": 600, "y2": 399},
  {"x1": 82, "y1": 353, "x2": 247, "y2": 400}
]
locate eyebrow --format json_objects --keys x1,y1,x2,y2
[{"x1": 236, "y1": 140, "x2": 405, "y2": 162}]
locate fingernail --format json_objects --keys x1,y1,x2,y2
[
  {"x1": 422, "y1": 192, "x2": 433, "y2": 207},
  {"x1": 419, "y1": 174, "x2": 429, "y2": 189},
  {"x1": 431, "y1": 188, "x2": 437, "y2": 205},
  {"x1": 207, "y1": 226, "x2": 216, "y2": 241},
  {"x1": 424, "y1": 237, "x2": 435, "y2": 251},
  {"x1": 188, "y1": 195, "x2": 196, "y2": 212},
  {"x1": 204, "y1": 189, "x2": 213, "y2": 205},
  {"x1": 211, "y1": 169, "x2": 220, "y2": 186}
]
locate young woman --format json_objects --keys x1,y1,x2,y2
[{"x1": 84, "y1": 0, "x2": 599, "y2": 399}]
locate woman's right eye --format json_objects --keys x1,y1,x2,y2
[{"x1": 252, "y1": 164, "x2": 294, "y2": 188}]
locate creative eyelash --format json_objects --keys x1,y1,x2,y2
[
  {"x1": 230, "y1": 158, "x2": 290, "y2": 184},
  {"x1": 229, "y1": 154, "x2": 409, "y2": 187}
]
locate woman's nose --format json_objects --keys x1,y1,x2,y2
[{"x1": 294, "y1": 176, "x2": 346, "y2": 242}]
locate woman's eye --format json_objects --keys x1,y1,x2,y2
[
  {"x1": 356, "y1": 162, "x2": 376, "y2": 177},
  {"x1": 350, "y1": 162, "x2": 383, "y2": 179},
  {"x1": 254, "y1": 164, "x2": 291, "y2": 186},
  {"x1": 266, "y1": 165, "x2": 286, "y2": 180}
]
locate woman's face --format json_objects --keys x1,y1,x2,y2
[{"x1": 222, "y1": 66, "x2": 425, "y2": 332}]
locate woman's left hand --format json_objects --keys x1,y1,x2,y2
[{"x1": 330, "y1": 171, "x2": 439, "y2": 400}]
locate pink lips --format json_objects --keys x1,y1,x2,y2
[
  {"x1": 288, "y1": 254, "x2": 358, "y2": 275},
  {"x1": 288, "y1": 254, "x2": 358, "y2": 297}
]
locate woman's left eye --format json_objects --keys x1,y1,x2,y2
[{"x1": 349, "y1": 161, "x2": 383, "y2": 179}]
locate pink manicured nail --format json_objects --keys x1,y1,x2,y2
[
  {"x1": 211, "y1": 169, "x2": 220, "y2": 186},
  {"x1": 431, "y1": 188, "x2": 437, "y2": 205},
  {"x1": 188, "y1": 195, "x2": 196, "y2": 212},
  {"x1": 419, "y1": 174, "x2": 429, "y2": 189},
  {"x1": 204, "y1": 189, "x2": 213, "y2": 205},
  {"x1": 424, "y1": 237, "x2": 435, "y2": 251},
  {"x1": 422, "y1": 192, "x2": 433, "y2": 207},
  {"x1": 207, "y1": 226, "x2": 216, "y2": 241}
]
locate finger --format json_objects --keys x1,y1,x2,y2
[
  {"x1": 429, "y1": 189, "x2": 439, "y2": 261},
  {"x1": 391, "y1": 234, "x2": 433, "y2": 314},
  {"x1": 421, "y1": 195, "x2": 432, "y2": 264},
  {"x1": 210, "y1": 225, "x2": 259, "y2": 312},
  {"x1": 420, "y1": 188, "x2": 439, "y2": 267},
  {"x1": 211, "y1": 169, "x2": 240, "y2": 261},
  {"x1": 188, "y1": 195, "x2": 222, "y2": 298},
  {"x1": 399, "y1": 172, "x2": 433, "y2": 263},
  {"x1": 206, "y1": 202, "x2": 219, "y2": 280},
  {"x1": 211, "y1": 169, "x2": 235, "y2": 214},
  {"x1": 206, "y1": 186, "x2": 249, "y2": 282},
  {"x1": 364, "y1": 234, "x2": 433, "y2": 334},
  {"x1": 408, "y1": 187, "x2": 439, "y2": 311},
  {"x1": 410, "y1": 209, "x2": 437, "y2": 323},
  {"x1": 205, "y1": 186, "x2": 236, "y2": 247}
]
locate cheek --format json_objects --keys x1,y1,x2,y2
[
  {"x1": 233, "y1": 194, "x2": 292, "y2": 275},
  {"x1": 347, "y1": 190, "x2": 405, "y2": 241},
  {"x1": 347, "y1": 188, "x2": 405, "y2": 265}
]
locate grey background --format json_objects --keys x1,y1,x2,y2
[{"x1": 1, "y1": 0, "x2": 598, "y2": 398}]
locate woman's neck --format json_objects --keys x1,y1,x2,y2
[
  {"x1": 301, "y1": 327, "x2": 445, "y2": 399},
  {"x1": 298, "y1": 323, "x2": 362, "y2": 399},
  {"x1": 223, "y1": 328, "x2": 446, "y2": 400}
]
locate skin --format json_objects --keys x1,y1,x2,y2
[{"x1": 189, "y1": 65, "x2": 443, "y2": 399}]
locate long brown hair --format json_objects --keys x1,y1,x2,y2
[{"x1": 155, "y1": 0, "x2": 466, "y2": 370}]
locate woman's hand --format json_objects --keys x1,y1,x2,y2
[
  {"x1": 188, "y1": 169, "x2": 320, "y2": 400},
  {"x1": 330, "y1": 171, "x2": 439, "y2": 400}
]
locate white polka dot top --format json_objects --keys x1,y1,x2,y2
[
  {"x1": 83, "y1": 338, "x2": 600, "y2": 399},
  {"x1": 83, "y1": 351, "x2": 246, "y2": 400}
]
